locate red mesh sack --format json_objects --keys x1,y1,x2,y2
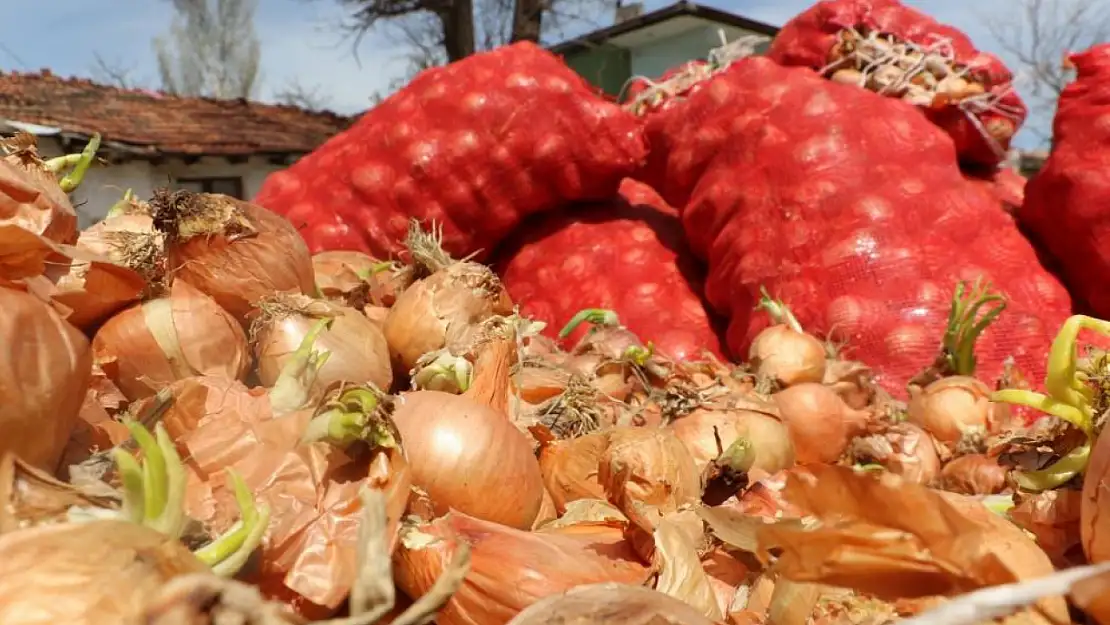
[
  {"x1": 1019, "y1": 44, "x2": 1110, "y2": 318},
  {"x1": 494, "y1": 179, "x2": 725, "y2": 361},
  {"x1": 253, "y1": 42, "x2": 648, "y2": 260},
  {"x1": 767, "y1": 0, "x2": 1026, "y2": 167},
  {"x1": 964, "y1": 167, "x2": 1027, "y2": 215},
  {"x1": 683, "y1": 58, "x2": 1071, "y2": 395}
]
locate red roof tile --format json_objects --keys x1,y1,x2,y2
[{"x1": 0, "y1": 69, "x2": 354, "y2": 156}]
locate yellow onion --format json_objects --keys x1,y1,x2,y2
[
  {"x1": 0, "y1": 287, "x2": 91, "y2": 472},
  {"x1": 537, "y1": 432, "x2": 608, "y2": 513},
  {"x1": 252, "y1": 293, "x2": 392, "y2": 395},
  {"x1": 364, "y1": 304, "x2": 389, "y2": 328},
  {"x1": 907, "y1": 376, "x2": 1010, "y2": 445},
  {"x1": 849, "y1": 423, "x2": 941, "y2": 485},
  {"x1": 395, "y1": 513, "x2": 651, "y2": 625},
  {"x1": 0, "y1": 520, "x2": 207, "y2": 625},
  {"x1": 91, "y1": 280, "x2": 250, "y2": 402},
  {"x1": 505, "y1": 583, "x2": 716, "y2": 625},
  {"x1": 1082, "y1": 411, "x2": 1110, "y2": 563},
  {"x1": 1011, "y1": 490, "x2": 1083, "y2": 567},
  {"x1": 823, "y1": 358, "x2": 875, "y2": 409},
  {"x1": 597, "y1": 427, "x2": 702, "y2": 518},
  {"x1": 392, "y1": 337, "x2": 544, "y2": 529},
  {"x1": 384, "y1": 222, "x2": 513, "y2": 373},
  {"x1": 773, "y1": 382, "x2": 871, "y2": 464},
  {"x1": 669, "y1": 395, "x2": 795, "y2": 479},
  {"x1": 150, "y1": 189, "x2": 316, "y2": 327},
  {"x1": 749, "y1": 324, "x2": 827, "y2": 387},
  {"x1": 940, "y1": 453, "x2": 1009, "y2": 495},
  {"x1": 76, "y1": 196, "x2": 166, "y2": 286},
  {"x1": 312, "y1": 250, "x2": 407, "y2": 309},
  {"x1": 0, "y1": 132, "x2": 90, "y2": 244}
]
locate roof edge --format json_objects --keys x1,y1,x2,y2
[{"x1": 549, "y1": 1, "x2": 779, "y2": 54}]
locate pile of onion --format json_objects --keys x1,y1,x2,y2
[
  {"x1": 0, "y1": 287, "x2": 91, "y2": 472},
  {"x1": 251, "y1": 292, "x2": 393, "y2": 395},
  {"x1": 384, "y1": 221, "x2": 513, "y2": 374},
  {"x1": 92, "y1": 280, "x2": 250, "y2": 401},
  {"x1": 392, "y1": 332, "x2": 544, "y2": 529},
  {"x1": 149, "y1": 189, "x2": 316, "y2": 326},
  {"x1": 773, "y1": 382, "x2": 871, "y2": 464}
]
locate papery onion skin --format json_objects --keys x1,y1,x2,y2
[
  {"x1": 0, "y1": 287, "x2": 91, "y2": 472},
  {"x1": 253, "y1": 297, "x2": 393, "y2": 395},
  {"x1": 669, "y1": 401, "x2": 795, "y2": 479},
  {"x1": 940, "y1": 453, "x2": 1008, "y2": 495},
  {"x1": 0, "y1": 148, "x2": 76, "y2": 244},
  {"x1": 773, "y1": 382, "x2": 870, "y2": 465},
  {"x1": 850, "y1": 423, "x2": 941, "y2": 485},
  {"x1": 538, "y1": 433, "x2": 608, "y2": 513},
  {"x1": 1082, "y1": 414, "x2": 1110, "y2": 563},
  {"x1": 383, "y1": 262, "x2": 513, "y2": 373},
  {"x1": 153, "y1": 191, "x2": 316, "y2": 326},
  {"x1": 395, "y1": 513, "x2": 651, "y2": 625},
  {"x1": 92, "y1": 280, "x2": 250, "y2": 402},
  {"x1": 906, "y1": 376, "x2": 1007, "y2": 445},
  {"x1": 505, "y1": 583, "x2": 715, "y2": 625},
  {"x1": 76, "y1": 211, "x2": 165, "y2": 284},
  {"x1": 749, "y1": 324, "x2": 827, "y2": 387},
  {"x1": 392, "y1": 390, "x2": 544, "y2": 529},
  {"x1": 312, "y1": 250, "x2": 404, "y2": 308},
  {"x1": 597, "y1": 427, "x2": 702, "y2": 515},
  {"x1": 0, "y1": 520, "x2": 207, "y2": 625}
]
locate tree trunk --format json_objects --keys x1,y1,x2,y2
[
  {"x1": 510, "y1": 0, "x2": 543, "y2": 43},
  {"x1": 440, "y1": 0, "x2": 476, "y2": 61}
]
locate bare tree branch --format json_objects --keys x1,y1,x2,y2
[
  {"x1": 154, "y1": 0, "x2": 263, "y2": 99},
  {"x1": 273, "y1": 78, "x2": 334, "y2": 110},
  {"x1": 90, "y1": 53, "x2": 139, "y2": 89},
  {"x1": 981, "y1": 0, "x2": 1110, "y2": 145}
]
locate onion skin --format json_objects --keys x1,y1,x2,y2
[
  {"x1": 505, "y1": 583, "x2": 715, "y2": 625},
  {"x1": 395, "y1": 513, "x2": 651, "y2": 625},
  {"x1": 1082, "y1": 414, "x2": 1110, "y2": 563},
  {"x1": 383, "y1": 261, "x2": 513, "y2": 373},
  {"x1": 0, "y1": 287, "x2": 91, "y2": 472},
  {"x1": 92, "y1": 280, "x2": 250, "y2": 402},
  {"x1": 253, "y1": 298, "x2": 393, "y2": 395},
  {"x1": 312, "y1": 250, "x2": 404, "y2": 308},
  {"x1": 773, "y1": 383, "x2": 870, "y2": 465},
  {"x1": 597, "y1": 427, "x2": 702, "y2": 517},
  {"x1": 669, "y1": 400, "x2": 795, "y2": 479},
  {"x1": 538, "y1": 433, "x2": 608, "y2": 513},
  {"x1": 906, "y1": 376, "x2": 1008, "y2": 445},
  {"x1": 154, "y1": 191, "x2": 316, "y2": 326},
  {"x1": 940, "y1": 454, "x2": 1008, "y2": 495},
  {"x1": 392, "y1": 390, "x2": 544, "y2": 529},
  {"x1": 749, "y1": 324, "x2": 827, "y2": 387},
  {"x1": 0, "y1": 147, "x2": 76, "y2": 244},
  {"x1": 0, "y1": 520, "x2": 207, "y2": 625},
  {"x1": 850, "y1": 423, "x2": 941, "y2": 485}
]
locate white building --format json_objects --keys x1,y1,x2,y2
[{"x1": 0, "y1": 69, "x2": 352, "y2": 228}]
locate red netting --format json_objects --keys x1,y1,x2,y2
[
  {"x1": 252, "y1": 42, "x2": 648, "y2": 261},
  {"x1": 493, "y1": 179, "x2": 726, "y2": 361},
  {"x1": 679, "y1": 58, "x2": 1070, "y2": 396},
  {"x1": 767, "y1": 0, "x2": 1026, "y2": 167},
  {"x1": 1019, "y1": 43, "x2": 1110, "y2": 320},
  {"x1": 963, "y1": 167, "x2": 1027, "y2": 215}
]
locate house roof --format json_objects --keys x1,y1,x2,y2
[
  {"x1": 0, "y1": 69, "x2": 354, "y2": 159},
  {"x1": 549, "y1": 1, "x2": 780, "y2": 55}
]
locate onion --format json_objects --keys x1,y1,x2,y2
[
  {"x1": 597, "y1": 427, "x2": 702, "y2": 520},
  {"x1": 823, "y1": 358, "x2": 875, "y2": 409},
  {"x1": 1082, "y1": 408, "x2": 1110, "y2": 563},
  {"x1": 0, "y1": 287, "x2": 91, "y2": 472},
  {"x1": 150, "y1": 189, "x2": 316, "y2": 326},
  {"x1": 384, "y1": 222, "x2": 513, "y2": 373},
  {"x1": 849, "y1": 422, "x2": 942, "y2": 485},
  {"x1": 391, "y1": 335, "x2": 545, "y2": 529},
  {"x1": 395, "y1": 512, "x2": 651, "y2": 625},
  {"x1": 91, "y1": 280, "x2": 250, "y2": 402},
  {"x1": 1011, "y1": 490, "x2": 1083, "y2": 567},
  {"x1": 907, "y1": 376, "x2": 1009, "y2": 446},
  {"x1": 668, "y1": 394, "x2": 795, "y2": 479},
  {"x1": 0, "y1": 132, "x2": 96, "y2": 244},
  {"x1": 0, "y1": 454, "x2": 118, "y2": 532},
  {"x1": 76, "y1": 192, "x2": 166, "y2": 286},
  {"x1": 940, "y1": 453, "x2": 1009, "y2": 495},
  {"x1": 505, "y1": 583, "x2": 716, "y2": 625},
  {"x1": 537, "y1": 431, "x2": 608, "y2": 513},
  {"x1": 252, "y1": 293, "x2": 392, "y2": 395},
  {"x1": 749, "y1": 291, "x2": 827, "y2": 387},
  {"x1": 773, "y1": 382, "x2": 871, "y2": 464},
  {"x1": 312, "y1": 250, "x2": 408, "y2": 309},
  {"x1": 0, "y1": 520, "x2": 207, "y2": 625}
]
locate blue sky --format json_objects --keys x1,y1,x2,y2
[{"x1": 0, "y1": 0, "x2": 1052, "y2": 146}]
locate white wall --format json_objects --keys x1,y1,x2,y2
[
  {"x1": 35, "y1": 137, "x2": 288, "y2": 228},
  {"x1": 628, "y1": 25, "x2": 772, "y2": 79}
]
